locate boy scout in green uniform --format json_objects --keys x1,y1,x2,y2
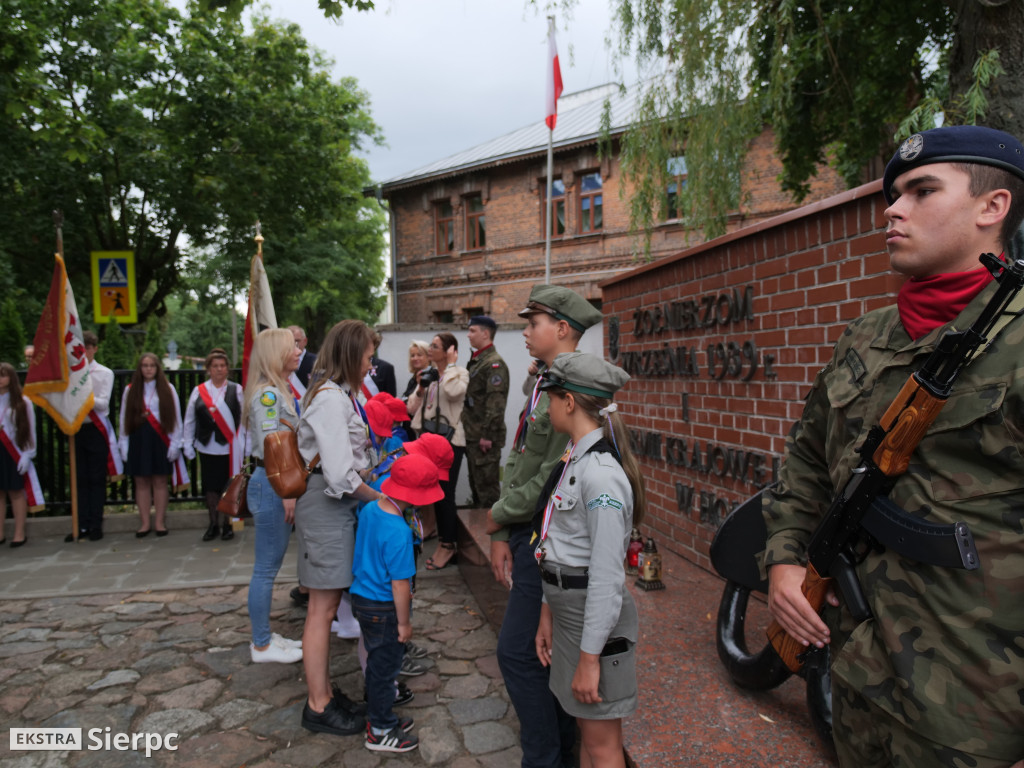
[
  {"x1": 463, "y1": 315, "x2": 510, "y2": 508},
  {"x1": 765, "y1": 125, "x2": 1024, "y2": 767},
  {"x1": 486, "y1": 285, "x2": 603, "y2": 768}
]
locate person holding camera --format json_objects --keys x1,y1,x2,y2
[{"x1": 405, "y1": 333, "x2": 467, "y2": 571}]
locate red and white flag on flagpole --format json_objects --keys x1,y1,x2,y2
[
  {"x1": 545, "y1": 17, "x2": 564, "y2": 131},
  {"x1": 24, "y1": 255, "x2": 94, "y2": 434},
  {"x1": 242, "y1": 247, "x2": 278, "y2": 386}
]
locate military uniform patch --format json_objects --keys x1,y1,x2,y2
[
  {"x1": 490, "y1": 374, "x2": 504, "y2": 386},
  {"x1": 586, "y1": 493, "x2": 623, "y2": 511},
  {"x1": 259, "y1": 391, "x2": 277, "y2": 407}
]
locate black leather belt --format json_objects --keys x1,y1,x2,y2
[
  {"x1": 541, "y1": 569, "x2": 589, "y2": 590},
  {"x1": 254, "y1": 458, "x2": 265, "y2": 467}
]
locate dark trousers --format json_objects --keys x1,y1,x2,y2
[
  {"x1": 74, "y1": 423, "x2": 108, "y2": 534},
  {"x1": 352, "y1": 594, "x2": 403, "y2": 732},
  {"x1": 436, "y1": 446, "x2": 465, "y2": 544},
  {"x1": 465, "y1": 440, "x2": 502, "y2": 508},
  {"x1": 497, "y1": 526, "x2": 575, "y2": 768}
]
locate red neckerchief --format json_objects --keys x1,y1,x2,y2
[
  {"x1": 471, "y1": 343, "x2": 493, "y2": 360},
  {"x1": 896, "y1": 266, "x2": 995, "y2": 341}
]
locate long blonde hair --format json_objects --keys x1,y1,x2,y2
[
  {"x1": 244, "y1": 329, "x2": 296, "y2": 428},
  {"x1": 549, "y1": 389, "x2": 647, "y2": 526}
]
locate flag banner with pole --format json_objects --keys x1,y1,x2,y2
[
  {"x1": 545, "y1": 17, "x2": 564, "y2": 131},
  {"x1": 25, "y1": 254, "x2": 94, "y2": 435},
  {"x1": 242, "y1": 224, "x2": 278, "y2": 386}
]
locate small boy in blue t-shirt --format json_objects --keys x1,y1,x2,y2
[{"x1": 351, "y1": 453, "x2": 443, "y2": 753}]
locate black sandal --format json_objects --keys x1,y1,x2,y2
[{"x1": 425, "y1": 542, "x2": 457, "y2": 571}]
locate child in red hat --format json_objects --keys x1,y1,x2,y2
[{"x1": 351, "y1": 453, "x2": 443, "y2": 753}]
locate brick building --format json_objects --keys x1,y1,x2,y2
[{"x1": 373, "y1": 84, "x2": 847, "y2": 325}]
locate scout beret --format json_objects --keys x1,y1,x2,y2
[
  {"x1": 538, "y1": 351, "x2": 630, "y2": 398},
  {"x1": 518, "y1": 285, "x2": 603, "y2": 332},
  {"x1": 468, "y1": 315, "x2": 497, "y2": 331},
  {"x1": 883, "y1": 125, "x2": 1024, "y2": 204}
]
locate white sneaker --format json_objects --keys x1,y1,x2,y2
[
  {"x1": 332, "y1": 596, "x2": 362, "y2": 640},
  {"x1": 251, "y1": 640, "x2": 303, "y2": 664},
  {"x1": 272, "y1": 632, "x2": 302, "y2": 649}
]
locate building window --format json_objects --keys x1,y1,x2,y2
[
  {"x1": 463, "y1": 306, "x2": 484, "y2": 320},
  {"x1": 579, "y1": 171, "x2": 603, "y2": 233},
  {"x1": 541, "y1": 179, "x2": 566, "y2": 236},
  {"x1": 466, "y1": 195, "x2": 485, "y2": 250},
  {"x1": 433, "y1": 310, "x2": 454, "y2": 324},
  {"x1": 665, "y1": 156, "x2": 688, "y2": 220},
  {"x1": 435, "y1": 200, "x2": 454, "y2": 254}
]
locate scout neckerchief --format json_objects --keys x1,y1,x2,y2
[
  {"x1": 0, "y1": 395, "x2": 45, "y2": 510},
  {"x1": 531, "y1": 441, "x2": 575, "y2": 563},
  {"x1": 349, "y1": 391, "x2": 377, "y2": 456},
  {"x1": 287, "y1": 372, "x2": 305, "y2": 415},
  {"x1": 512, "y1": 372, "x2": 545, "y2": 453},
  {"x1": 134, "y1": 382, "x2": 190, "y2": 491},
  {"x1": 197, "y1": 381, "x2": 243, "y2": 476}
]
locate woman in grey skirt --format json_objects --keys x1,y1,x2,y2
[
  {"x1": 295, "y1": 319, "x2": 386, "y2": 737},
  {"x1": 533, "y1": 352, "x2": 646, "y2": 768}
]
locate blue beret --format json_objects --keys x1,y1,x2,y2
[
  {"x1": 468, "y1": 315, "x2": 497, "y2": 331},
  {"x1": 883, "y1": 125, "x2": 1024, "y2": 204}
]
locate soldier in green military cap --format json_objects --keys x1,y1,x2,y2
[
  {"x1": 765, "y1": 125, "x2": 1024, "y2": 766},
  {"x1": 486, "y1": 284, "x2": 603, "y2": 768},
  {"x1": 462, "y1": 316, "x2": 509, "y2": 508}
]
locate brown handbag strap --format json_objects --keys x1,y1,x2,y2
[{"x1": 280, "y1": 418, "x2": 321, "y2": 472}]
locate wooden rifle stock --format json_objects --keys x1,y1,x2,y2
[{"x1": 767, "y1": 564, "x2": 833, "y2": 673}]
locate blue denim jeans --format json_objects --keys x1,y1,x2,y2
[
  {"x1": 351, "y1": 594, "x2": 403, "y2": 731},
  {"x1": 246, "y1": 467, "x2": 293, "y2": 647},
  {"x1": 497, "y1": 526, "x2": 576, "y2": 768}
]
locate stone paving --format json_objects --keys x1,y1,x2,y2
[{"x1": 0, "y1": 528, "x2": 523, "y2": 768}]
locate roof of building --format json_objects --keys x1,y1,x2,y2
[{"x1": 375, "y1": 83, "x2": 642, "y2": 194}]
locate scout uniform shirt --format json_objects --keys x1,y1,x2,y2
[
  {"x1": 763, "y1": 279, "x2": 1024, "y2": 758},
  {"x1": 247, "y1": 386, "x2": 296, "y2": 460}
]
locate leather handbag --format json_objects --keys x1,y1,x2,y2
[
  {"x1": 217, "y1": 467, "x2": 251, "y2": 519},
  {"x1": 264, "y1": 419, "x2": 321, "y2": 499},
  {"x1": 419, "y1": 390, "x2": 456, "y2": 442}
]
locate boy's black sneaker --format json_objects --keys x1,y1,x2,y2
[
  {"x1": 290, "y1": 586, "x2": 309, "y2": 607},
  {"x1": 405, "y1": 642, "x2": 429, "y2": 659},
  {"x1": 395, "y1": 681, "x2": 415, "y2": 706},
  {"x1": 365, "y1": 724, "x2": 418, "y2": 753},
  {"x1": 301, "y1": 699, "x2": 363, "y2": 736}
]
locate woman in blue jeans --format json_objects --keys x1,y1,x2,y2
[{"x1": 243, "y1": 328, "x2": 304, "y2": 664}]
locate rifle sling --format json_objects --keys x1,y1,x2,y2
[{"x1": 861, "y1": 496, "x2": 980, "y2": 571}]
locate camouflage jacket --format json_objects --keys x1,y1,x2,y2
[
  {"x1": 463, "y1": 344, "x2": 509, "y2": 444},
  {"x1": 763, "y1": 280, "x2": 1024, "y2": 759}
]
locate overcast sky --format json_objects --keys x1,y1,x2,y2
[{"x1": 249, "y1": 0, "x2": 636, "y2": 183}]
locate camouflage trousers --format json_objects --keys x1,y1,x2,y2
[
  {"x1": 833, "y1": 679, "x2": 1018, "y2": 768},
  {"x1": 465, "y1": 440, "x2": 502, "y2": 508}
]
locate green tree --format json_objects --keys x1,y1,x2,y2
[
  {"x1": 0, "y1": 0, "x2": 386, "y2": 333},
  {"x1": 143, "y1": 315, "x2": 164, "y2": 359},
  {"x1": 542, "y1": 0, "x2": 1022, "y2": 240},
  {"x1": 98, "y1": 324, "x2": 136, "y2": 371},
  {"x1": 0, "y1": 298, "x2": 27, "y2": 368},
  {"x1": 198, "y1": 0, "x2": 374, "y2": 18},
  {"x1": 161, "y1": 289, "x2": 243, "y2": 366}
]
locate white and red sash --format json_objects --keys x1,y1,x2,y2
[
  {"x1": 0, "y1": 425, "x2": 44, "y2": 511},
  {"x1": 143, "y1": 407, "x2": 190, "y2": 491},
  {"x1": 87, "y1": 410, "x2": 124, "y2": 480},
  {"x1": 197, "y1": 382, "x2": 243, "y2": 476}
]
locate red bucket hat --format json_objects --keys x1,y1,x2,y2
[
  {"x1": 403, "y1": 433, "x2": 454, "y2": 482},
  {"x1": 363, "y1": 399, "x2": 394, "y2": 438},
  {"x1": 372, "y1": 392, "x2": 411, "y2": 422},
  {"x1": 381, "y1": 454, "x2": 443, "y2": 506}
]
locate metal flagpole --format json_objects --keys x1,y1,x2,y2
[{"x1": 546, "y1": 129, "x2": 553, "y2": 285}]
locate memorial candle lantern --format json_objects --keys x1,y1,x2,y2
[{"x1": 635, "y1": 537, "x2": 665, "y2": 591}]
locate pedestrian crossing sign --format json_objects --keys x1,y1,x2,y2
[{"x1": 90, "y1": 251, "x2": 137, "y2": 323}]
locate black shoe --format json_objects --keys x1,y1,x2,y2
[
  {"x1": 301, "y1": 699, "x2": 363, "y2": 736},
  {"x1": 10, "y1": 538, "x2": 27, "y2": 548},
  {"x1": 220, "y1": 523, "x2": 234, "y2": 541},
  {"x1": 136, "y1": 529, "x2": 151, "y2": 538},
  {"x1": 202, "y1": 524, "x2": 219, "y2": 542},
  {"x1": 64, "y1": 531, "x2": 86, "y2": 543},
  {"x1": 290, "y1": 586, "x2": 309, "y2": 607},
  {"x1": 88, "y1": 529, "x2": 104, "y2": 541},
  {"x1": 395, "y1": 681, "x2": 415, "y2": 707},
  {"x1": 155, "y1": 529, "x2": 169, "y2": 537},
  {"x1": 332, "y1": 683, "x2": 367, "y2": 717}
]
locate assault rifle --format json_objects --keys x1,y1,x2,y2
[{"x1": 767, "y1": 253, "x2": 1024, "y2": 673}]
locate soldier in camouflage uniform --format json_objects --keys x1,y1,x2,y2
[
  {"x1": 463, "y1": 316, "x2": 510, "y2": 508},
  {"x1": 764, "y1": 125, "x2": 1024, "y2": 767}
]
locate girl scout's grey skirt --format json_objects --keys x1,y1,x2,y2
[
  {"x1": 295, "y1": 473, "x2": 358, "y2": 590},
  {"x1": 543, "y1": 578, "x2": 639, "y2": 720}
]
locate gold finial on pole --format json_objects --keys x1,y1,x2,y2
[
  {"x1": 53, "y1": 209, "x2": 65, "y2": 259},
  {"x1": 254, "y1": 220, "x2": 264, "y2": 258}
]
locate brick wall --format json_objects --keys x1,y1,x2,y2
[
  {"x1": 600, "y1": 179, "x2": 902, "y2": 571},
  {"x1": 385, "y1": 128, "x2": 847, "y2": 325}
]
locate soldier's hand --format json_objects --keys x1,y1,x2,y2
[
  {"x1": 767, "y1": 563, "x2": 835, "y2": 649},
  {"x1": 490, "y1": 540, "x2": 513, "y2": 589},
  {"x1": 479, "y1": 438, "x2": 493, "y2": 453}
]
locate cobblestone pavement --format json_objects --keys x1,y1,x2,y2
[{"x1": 0, "y1": 529, "x2": 522, "y2": 768}]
